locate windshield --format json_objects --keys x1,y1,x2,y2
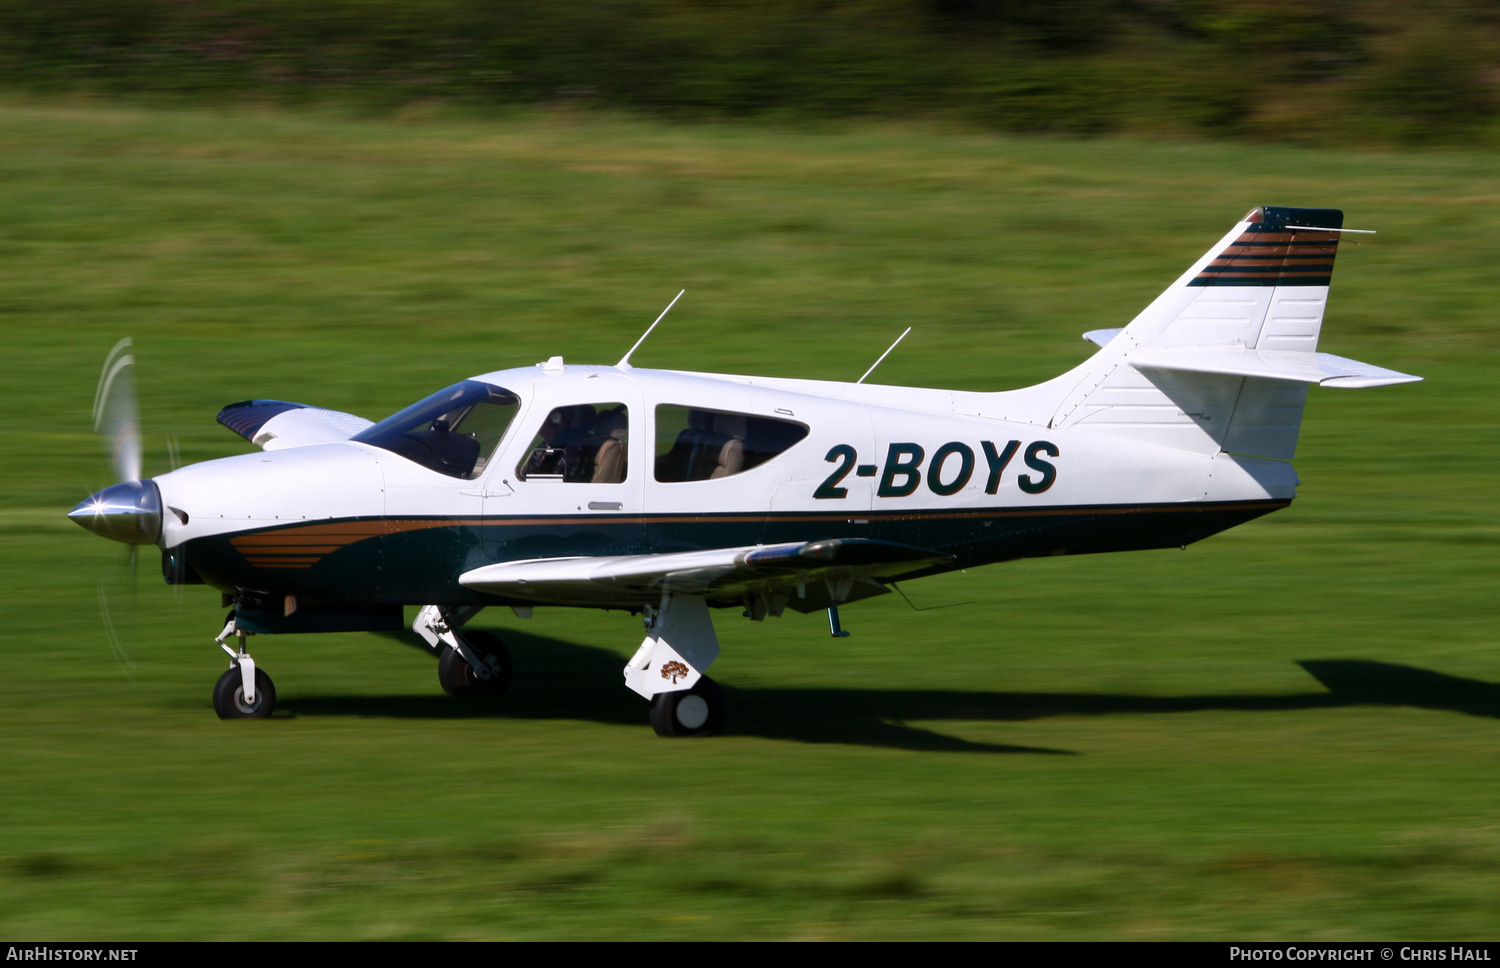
[{"x1": 353, "y1": 380, "x2": 521, "y2": 480}]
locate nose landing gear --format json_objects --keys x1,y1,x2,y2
[
  {"x1": 213, "y1": 663, "x2": 276, "y2": 719},
  {"x1": 212, "y1": 617, "x2": 276, "y2": 720}
]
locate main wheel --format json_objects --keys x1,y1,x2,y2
[
  {"x1": 213, "y1": 665, "x2": 276, "y2": 720},
  {"x1": 649, "y1": 676, "x2": 726, "y2": 737},
  {"x1": 437, "y1": 630, "x2": 513, "y2": 696}
]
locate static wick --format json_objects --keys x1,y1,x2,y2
[{"x1": 1285, "y1": 225, "x2": 1377, "y2": 234}]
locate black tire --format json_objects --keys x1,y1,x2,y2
[
  {"x1": 437, "y1": 631, "x2": 513, "y2": 696},
  {"x1": 213, "y1": 664, "x2": 276, "y2": 720},
  {"x1": 649, "y1": 675, "x2": 726, "y2": 738}
]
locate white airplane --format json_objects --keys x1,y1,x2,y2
[{"x1": 70, "y1": 206, "x2": 1419, "y2": 735}]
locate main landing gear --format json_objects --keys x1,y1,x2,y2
[
  {"x1": 649, "y1": 676, "x2": 727, "y2": 737},
  {"x1": 415, "y1": 605, "x2": 513, "y2": 697},
  {"x1": 626, "y1": 594, "x2": 728, "y2": 738},
  {"x1": 436, "y1": 629, "x2": 513, "y2": 696},
  {"x1": 212, "y1": 616, "x2": 276, "y2": 720}
]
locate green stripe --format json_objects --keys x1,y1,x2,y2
[{"x1": 180, "y1": 500, "x2": 1290, "y2": 609}]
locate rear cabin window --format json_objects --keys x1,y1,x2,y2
[
  {"x1": 654, "y1": 405, "x2": 808, "y2": 483},
  {"x1": 516, "y1": 403, "x2": 629, "y2": 483}
]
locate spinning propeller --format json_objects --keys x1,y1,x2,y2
[
  {"x1": 69, "y1": 339, "x2": 164, "y2": 547},
  {"x1": 71, "y1": 340, "x2": 202, "y2": 683}
]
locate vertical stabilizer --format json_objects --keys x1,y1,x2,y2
[{"x1": 1037, "y1": 206, "x2": 1413, "y2": 461}]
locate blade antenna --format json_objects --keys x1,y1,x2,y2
[
  {"x1": 857, "y1": 326, "x2": 912, "y2": 384},
  {"x1": 617, "y1": 290, "x2": 685, "y2": 369}
]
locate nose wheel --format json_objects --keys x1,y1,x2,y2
[
  {"x1": 213, "y1": 663, "x2": 276, "y2": 719},
  {"x1": 649, "y1": 676, "x2": 726, "y2": 737}
]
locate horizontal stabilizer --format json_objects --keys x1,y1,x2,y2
[
  {"x1": 217, "y1": 400, "x2": 374, "y2": 450},
  {"x1": 1131, "y1": 346, "x2": 1422, "y2": 388},
  {"x1": 460, "y1": 538, "x2": 953, "y2": 611},
  {"x1": 1083, "y1": 328, "x2": 1123, "y2": 348}
]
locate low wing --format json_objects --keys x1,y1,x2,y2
[
  {"x1": 459, "y1": 538, "x2": 955, "y2": 612},
  {"x1": 217, "y1": 400, "x2": 374, "y2": 450}
]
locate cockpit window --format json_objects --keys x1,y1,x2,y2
[
  {"x1": 654, "y1": 405, "x2": 808, "y2": 482},
  {"x1": 353, "y1": 380, "x2": 520, "y2": 480}
]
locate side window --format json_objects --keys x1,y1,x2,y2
[
  {"x1": 654, "y1": 405, "x2": 809, "y2": 483},
  {"x1": 516, "y1": 403, "x2": 629, "y2": 483}
]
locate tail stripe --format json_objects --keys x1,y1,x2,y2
[{"x1": 1190, "y1": 229, "x2": 1339, "y2": 287}]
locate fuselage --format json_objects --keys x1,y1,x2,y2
[{"x1": 149, "y1": 363, "x2": 1295, "y2": 607}]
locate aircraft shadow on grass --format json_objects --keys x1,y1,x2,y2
[{"x1": 278, "y1": 632, "x2": 1500, "y2": 754}]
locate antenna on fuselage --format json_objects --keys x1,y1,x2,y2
[
  {"x1": 617, "y1": 290, "x2": 685, "y2": 369},
  {"x1": 856, "y1": 326, "x2": 912, "y2": 385}
]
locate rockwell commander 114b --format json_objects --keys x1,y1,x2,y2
[{"x1": 69, "y1": 206, "x2": 1419, "y2": 736}]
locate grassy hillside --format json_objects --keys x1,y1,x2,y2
[{"x1": 0, "y1": 100, "x2": 1496, "y2": 939}]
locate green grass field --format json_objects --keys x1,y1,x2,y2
[{"x1": 1, "y1": 99, "x2": 1497, "y2": 940}]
